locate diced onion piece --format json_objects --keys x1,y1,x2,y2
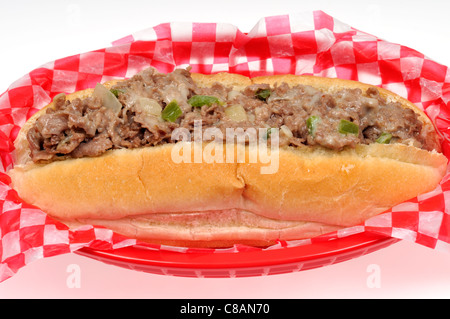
[
  {"x1": 93, "y1": 83, "x2": 122, "y2": 115},
  {"x1": 362, "y1": 96, "x2": 379, "y2": 108},
  {"x1": 268, "y1": 89, "x2": 296, "y2": 102},
  {"x1": 403, "y1": 138, "x2": 421, "y2": 148},
  {"x1": 303, "y1": 85, "x2": 320, "y2": 96},
  {"x1": 280, "y1": 125, "x2": 293, "y2": 138},
  {"x1": 227, "y1": 90, "x2": 241, "y2": 101},
  {"x1": 225, "y1": 104, "x2": 248, "y2": 122},
  {"x1": 137, "y1": 97, "x2": 162, "y2": 117},
  {"x1": 247, "y1": 113, "x2": 255, "y2": 123}
]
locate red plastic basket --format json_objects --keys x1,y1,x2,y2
[{"x1": 75, "y1": 232, "x2": 398, "y2": 277}]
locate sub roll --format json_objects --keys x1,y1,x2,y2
[{"x1": 7, "y1": 67, "x2": 448, "y2": 247}]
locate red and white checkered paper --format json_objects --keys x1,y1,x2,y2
[{"x1": 1, "y1": 10, "x2": 450, "y2": 282}]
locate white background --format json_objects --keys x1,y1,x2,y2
[{"x1": 1, "y1": 0, "x2": 450, "y2": 299}]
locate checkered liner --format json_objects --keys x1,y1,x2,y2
[{"x1": 1, "y1": 10, "x2": 450, "y2": 282}]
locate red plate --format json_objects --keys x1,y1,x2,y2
[{"x1": 75, "y1": 232, "x2": 398, "y2": 277}]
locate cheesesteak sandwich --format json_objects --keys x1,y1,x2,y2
[{"x1": 7, "y1": 66, "x2": 448, "y2": 247}]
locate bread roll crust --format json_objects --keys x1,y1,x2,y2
[{"x1": 7, "y1": 70, "x2": 448, "y2": 247}]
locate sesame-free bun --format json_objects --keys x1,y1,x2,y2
[{"x1": 7, "y1": 71, "x2": 448, "y2": 247}]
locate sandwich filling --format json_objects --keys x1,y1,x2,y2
[{"x1": 27, "y1": 67, "x2": 437, "y2": 163}]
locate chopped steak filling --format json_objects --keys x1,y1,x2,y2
[{"x1": 27, "y1": 67, "x2": 435, "y2": 163}]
